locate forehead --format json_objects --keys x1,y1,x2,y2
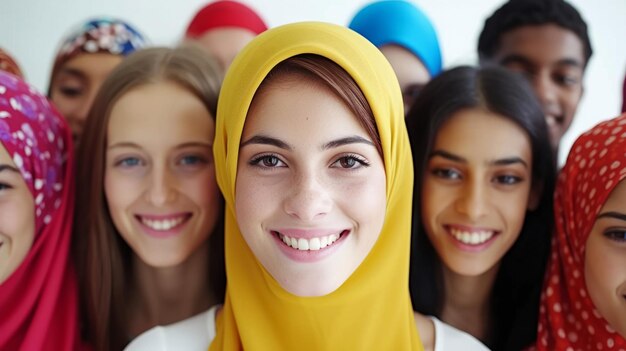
[
  {"x1": 56, "y1": 53, "x2": 122, "y2": 83},
  {"x1": 107, "y1": 82, "x2": 214, "y2": 144},
  {"x1": 496, "y1": 24, "x2": 585, "y2": 65},
  {"x1": 600, "y1": 179, "x2": 626, "y2": 211},
  {"x1": 243, "y1": 77, "x2": 367, "y2": 142},
  {"x1": 435, "y1": 108, "x2": 531, "y2": 160}
]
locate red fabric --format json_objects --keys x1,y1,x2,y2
[
  {"x1": 536, "y1": 113, "x2": 626, "y2": 350},
  {"x1": 622, "y1": 74, "x2": 625, "y2": 113},
  {"x1": 185, "y1": 0, "x2": 268, "y2": 38},
  {"x1": 0, "y1": 72, "x2": 82, "y2": 350}
]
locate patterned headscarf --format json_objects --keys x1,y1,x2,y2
[
  {"x1": 0, "y1": 48, "x2": 24, "y2": 79},
  {"x1": 185, "y1": 0, "x2": 267, "y2": 38},
  {"x1": 536, "y1": 113, "x2": 626, "y2": 350},
  {"x1": 349, "y1": 0, "x2": 443, "y2": 77},
  {"x1": 0, "y1": 72, "x2": 81, "y2": 350},
  {"x1": 49, "y1": 17, "x2": 146, "y2": 90}
]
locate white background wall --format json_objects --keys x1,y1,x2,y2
[{"x1": 2, "y1": 0, "x2": 625, "y2": 164}]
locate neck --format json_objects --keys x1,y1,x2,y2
[
  {"x1": 440, "y1": 263, "x2": 499, "y2": 343},
  {"x1": 126, "y1": 240, "x2": 216, "y2": 338}
]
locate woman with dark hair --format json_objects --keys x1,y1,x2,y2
[
  {"x1": 73, "y1": 45, "x2": 225, "y2": 350},
  {"x1": 407, "y1": 66, "x2": 555, "y2": 350},
  {"x1": 48, "y1": 17, "x2": 146, "y2": 143}
]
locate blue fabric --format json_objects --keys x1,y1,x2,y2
[{"x1": 349, "y1": 0, "x2": 442, "y2": 76}]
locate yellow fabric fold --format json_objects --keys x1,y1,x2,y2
[{"x1": 211, "y1": 22, "x2": 421, "y2": 350}]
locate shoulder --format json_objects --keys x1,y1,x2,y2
[
  {"x1": 124, "y1": 305, "x2": 220, "y2": 351},
  {"x1": 414, "y1": 312, "x2": 435, "y2": 351},
  {"x1": 429, "y1": 316, "x2": 491, "y2": 351}
]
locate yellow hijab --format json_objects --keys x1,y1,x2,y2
[{"x1": 211, "y1": 22, "x2": 421, "y2": 350}]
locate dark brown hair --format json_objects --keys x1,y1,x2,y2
[
  {"x1": 255, "y1": 54, "x2": 383, "y2": 157},
  {"x1": 73, "y1": 45, "x2": 225, "y2": 350}
]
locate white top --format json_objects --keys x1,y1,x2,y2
[
  {"x1": 124, "y1": 305, "x2": 219, "y2": 351},
  {"x1": 430, "y1": 316, "x2": 490, "y2": 351},
  {"x1": 124, "y1": 305, "x2": 488, "y2": 350}
]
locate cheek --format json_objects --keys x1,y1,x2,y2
[
  {"x1": 498, "y1": 188, "x2": 531, "y2": 235},
  {"x1": 584, "y1": 240, "x2": 622, "y2": 306},
  {"x1": 338, "y1": 170, "x2": 387, "y2": 237},
  {"x1": 0, "y1": 194, "x2": 36, "y2": 282},
  {"x1": 104, "y1": 169, "x2": 140, "y2": 218},
  {"x1": 234, "y1": 171, "x2": 273, "y2": 238}
]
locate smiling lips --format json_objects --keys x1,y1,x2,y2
[
  {"x1": 135, "y1": 213, "x2": 191, "y2": 236},
  {"x1": 446, "y1": 225, "x2": 498, "y2": 246},
  {"x1": 273, "y1": 229, "x2": 347, "y2": 251}
]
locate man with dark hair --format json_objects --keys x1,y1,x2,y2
[{"x1": 478, "y1": 0, "x2": 592, "y2": 156}]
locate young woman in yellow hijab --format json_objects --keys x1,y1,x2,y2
[{"x1": 210, "y1": 22, "x2": 424, "y2": 350}]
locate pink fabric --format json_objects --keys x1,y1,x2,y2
[
  {"x1": 185, "y1": 0, "x2": 268, "y2": 38},
  {"x1": 536, "y1": 113, "x2": 626, "y2": 350},
  {"x1": 0, "y1": 72, "x2": 82, "y2": 350}
]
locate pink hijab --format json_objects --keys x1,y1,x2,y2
[
  {"x1": 0, "y1": 72, "x2": 82, "y2": 350},
  {"x1": 536, "y1": 113, "x2": 626, "y2": 350}
]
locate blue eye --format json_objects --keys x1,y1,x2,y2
[
  {"x1": 331, "y1": 154, "x2": 369, "y2": 169},
  {"x1": 179, "y1": 155, "x2": 207, "y2": 166},
  {"x1": 116, "y1": 157, "x2": 142, "y2": 168},
  {"x1": 249, "y1": 154, "x2": 286, "y2": 168}
]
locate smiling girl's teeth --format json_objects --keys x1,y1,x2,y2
[
  {"x1": 280, "y1": 233, "x2": 341, "y2": 251},
  {"x1": 141, "y1": 217, "x2": 185, "y2": 231},
  {"x1": 449, "y1": 227, "x2": 494, "y2": 245}
]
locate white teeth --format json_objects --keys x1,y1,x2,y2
[
  {"x1": 449, "y1": 227, "x2": 495, "y2": 245},
  {"x1": 141, "y1": 216, "x2": 186, "y2": 231},
  {"x1": 279, "y1": 232, "x2": 342, "y2": 251}
]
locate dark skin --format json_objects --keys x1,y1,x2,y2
[{"x1": 492, "y1": 24, "x2": 586, "y2": 156}]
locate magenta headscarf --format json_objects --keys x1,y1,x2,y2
[
  {"x1": 0, "y1": 72, "x2": 82, "y2": 350},
  {"x1": 536, "y1": 113, "x2": 626, "y2": 350}
]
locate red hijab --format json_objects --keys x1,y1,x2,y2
[
  {"x1": 0, "y1": 72, "x2": 81, "y2": 350},
  {"x1": 185, "y1": 0, "x2": 267, "y2": 38},
  {"x1": 536, "y1": 113, "x2": 626, "y2": 350}
]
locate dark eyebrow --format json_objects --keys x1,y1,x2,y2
[
  {"x1": 491, "y1": 157, "x2": 528, "y2": 169},
  {"x1": 430, "y1": 150, "x2": 528, "y2": 168},
  {"x1": 240, "y1": 135, "x2": 292, "y2": 150},
  {"x1": 322, "y1": 136, "x2": 374, "y2": 150},
  {"x1": 596, "y1": 211, "x2": 626, "y2": 222},
  {"x1": 0, "y1": 164, "x2": 20, "y2": 174},
  {"x1": 500, "y1": 54, "x2": 583, "y2": 69},
  {"x1": 429, "y1": 150, "x2": 466, "y2": 163},
  {"x1": 57, "y1": 67, "x2": 87, "y2": 80}
]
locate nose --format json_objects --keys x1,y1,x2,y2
[
  {"x1": 455, "y1": 179, "x2": 489, "y2": 221},
  {"x1": 283, "y1": 172, "x2": 332, "y2": 221},
  {"x1": 532, "y1": 73, "x2": 560, "y2": 113},
  {"x1": 77, "y1": 88, "x2": 99, "y2": 122},
  {"x1": 146, "y1": 165, "x2": 177, "y2": 206}
]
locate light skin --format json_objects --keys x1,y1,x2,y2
[
  {"x1": 235, "y1": 76, "x2": 387, "y2": 297},
  {"x1": 50, "y1": 53, "x2": 122, "y2": 142},
  {"x1": 421, "y1": 107, "x2": 537, "y2": 340},
  {"x1": 191, "y1": 28, "x2": 256, "y2": 71},
  {"x1": 0, "y1": 144, "x2": 35, "y2": 284},
  {"x1": 380, "y1": 44, "x2": 431, "y2": 116},
  {"x1": 493, "y1": 24, "x2": 585, "y2": 153},
  {"x1": 585, "y1": 179, "x2": 626, "y2": 338},
  {"x1": 104, "y1": 81, "x2": 220, "y2": 334}
]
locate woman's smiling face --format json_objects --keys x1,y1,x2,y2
[
  {"x1": 421, "y1": 108, "x2": 535, "y2": 277},
  {"x1": 235, "y1": 76, "x2": 387, "y2": 297}
]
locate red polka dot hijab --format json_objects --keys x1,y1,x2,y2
[
  {"x1": 536, "y1": 113, "x2": 626, "y2": 350},
  {"x1": 0, "y1": 72, "x2": 82, "y2": 350}
]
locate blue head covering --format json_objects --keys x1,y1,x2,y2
[{"x1": 349, "y1": 0, "x2": 442, "y2": 77}]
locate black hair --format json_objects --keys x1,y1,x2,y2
[
  {"x1": 478, "y1": 0, "x2": 592, "y2": 66},
  {"x1": 406, "y1": 66, "x2": 555, "y2": 350}
]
